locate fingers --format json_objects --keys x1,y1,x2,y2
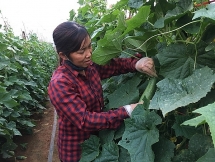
[
  {"x1": 130, "y1": 101, "x2": 144, "y2": 111},
  {"x1": 139, "y1": 58, "x2": 157, "y2": 77},
  {"x1": 140, "y1": 64, "x2": 157, "y2": 77},
  {"x1": 145, "y1": 66, "x2": 158, "y2": 77},
  {"x1": 135, "y1": 57, "x2": 158, "y2": 77}
]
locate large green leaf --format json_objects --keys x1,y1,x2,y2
[
  {"x1": 196, "y1": 148, "x2": 215, "y2": 162},
  {"x1": 176, "y1": 14, "x2": 200, "y2": 34},
  {"x1": 172, "y1": 149, "x2": 196, "y2": 162},
  {"x1": 157, "y1": 42, "x2": 215, "y2": 79},
  {"x1": 92, "y1": 11, "x2": 127, "y2": 65},
  {"x1": 118, "y1": 146, "x2": 131, "y2": 162},
  {"x1": 149, "y1": 67, "x2": 215, "y2": 116},
  {"x1": 128, "y1": 0, "x2": 145, "y2": 9},
  {"x1": 193, "y1": 3, "x2": 215, "y2": 21},
  {"x1": 154, "y1": 0, "x2": 193, "y2": 28},
  {"x1": 182, "y1": 115, "x2": 206, "y2": 127},
  {"x1": 189, "y1": 134, "x2": 214, "y2": 161},
  {"x1": 184, "y1": 102, "x2": 215, "y2": 147},
  {"x1": 0, "y1": 59, "x2": 10, "y2": 70},
  {"x1": 92, "y1": 30, "x2": 122, "y2": 65},
  {"x1": 123, "y1": 6, "x2": 150, "y2": 35},
  {"x1": 154, "y1": 0, "x2": 175, "y2": 17},
  {"x1": 172, "y1": 115, "x2": 200, "y2": 139},
  {"x1": 99, "y1": 129, "x2": 115, "y2": 144},
  {"x1": 153, "y1": 136, "x2": 175, "y2": 162},
  {"x1": 7, "y1": 121, "x2": 22, "y2": 136},
  {"x1": 1, "y1": 142, "x2": 18, "y2": 158},
  {"x1": 80, "y1": 135, "x2": 100, "y2": 162},
  {"x1": 94, "y1": 142, "x2": 119, "y2": 162},
  {"x1": 107, "y1": 75, "x2": 141, "y2": 108},
  {"x1": 200, "y1": 24, "x2": 215, "y2": 44},
  {"x1": 118, "y1": 105, "x2": 162, "y2": 162},
  {"x1": 0, "y1": 93, "x2": 19, "y2": 108},
  {"x1": 172, "y1": 134, "x2": 214, "y2": 161}
]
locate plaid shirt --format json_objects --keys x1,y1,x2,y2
[{"x1": 48, "y1": 57, "x2": 138, "y2": 162}]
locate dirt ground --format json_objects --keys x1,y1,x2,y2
[{"x1": 0, "y1": 101, "x2": 60, "y2": 162}]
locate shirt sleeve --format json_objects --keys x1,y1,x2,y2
[
  {"x1": 48, "y1": 78, "x2": 129, "y2": 132},
  {"x1": 95, "y1": 55, "x2": 140, "y2": 79}
]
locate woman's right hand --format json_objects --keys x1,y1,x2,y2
[
  {"x1": 124, "y1": 101, "x2": 143, "y2": 116},
  {"x1": 130, "y1": 101, "x2": 143, "y2": 110}
]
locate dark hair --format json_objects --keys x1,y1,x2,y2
[{"x1": 53, "y1": 21, "x2": 89, "y2": 57}]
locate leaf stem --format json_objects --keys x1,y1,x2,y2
[
  {"x1": 123, "y1": 20, "x2": 202, "y2": 51},
  {"x1": 122, "y1": 51, "x2": 139, "y2": 58}
]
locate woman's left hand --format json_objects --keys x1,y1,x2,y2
[{"x1": 135, "y1": 57, "x2": 157, "y2": 77}]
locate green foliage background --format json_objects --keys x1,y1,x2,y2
[
  {"x1": 0, "y1": 18, "x2": 57, "y2": 158},
  {"x1": 70, "y1": 0, "x2": 215, "y2": 161}
]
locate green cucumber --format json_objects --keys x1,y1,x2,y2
[{"x1": 139, "y1": 77, "x2": 157, "y2": 102}]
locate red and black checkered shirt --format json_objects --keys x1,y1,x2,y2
[{"x1": 48, "y1": 57, "x2": 138, "y2": 162}]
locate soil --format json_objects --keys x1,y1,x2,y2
[{"x1": 0, "y1": 101, "x2": 60, "y2": 162}]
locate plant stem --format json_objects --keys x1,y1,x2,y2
[
  {"x1": 123, "y1": 20, "x2": 202, "y2": 51},
  {"x1": 122, "y1": 51, "x2": 139, "y2": 58}
]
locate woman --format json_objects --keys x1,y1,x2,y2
[{"x1": 48, "y1": 21, "x2": 157, "y2": 162}]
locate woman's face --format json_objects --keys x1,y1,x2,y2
[{"x1": 69, "y1": 35, "x2": 92, "y2": 68}]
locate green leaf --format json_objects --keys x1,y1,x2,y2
[
  {"x1": 94, "y1": 142, "x2": 119, "y2": 162},
  {"x1": 17, "y1": 119, "x2": 35, "y2": 127},
  {"x1": 201, "y1": 24, "x2": 215, "y2": 43},
  {"x1": 11, "y1": 111, "x2": 20, "y2": 118},
  {"x1": 154, "y1": 0, "x2": 193, "y2": 28},
  {"x1": 192, "y1": 102, "x2": 215, "y2": 147},
  {"x1": 153, "y1": 136, "x2": 175, "y2": 162},
  {"x1": 154, "y1": 0, "x2": 175, "y2": 16},
  {"x1": 0, "y1": 60, "x2": 10, "y2": 70},
  {"x1": 107, "y1": 75, "x2": 141, "y2": 108},
  {"x1": 18, "y1": 90, "x2": 32, "y2": 101},
  {"x1": 114, "y1": 123, "x2": 125, "y2": 140},
  {"x1": 157, "y1": 42, "x2": 215, "y2": 79},
  {"x1": 80, "y1": 135, "x2": 100, "y2": 162},
  {"x1": 189, "y1": 134, "x2": 214, "y2": 161},
  {"x1": 114, "y1": 11, "x2": 127, "y2": 33},
  {"x1": 118, "y1": 146, "x2": 131, "y2": 162},
  {"x1": 99, "y1": 129, "x2": 115, "y2": 144},
  {"x1": 2, "y1": 110, "x2": 12, "y2": 117},
  {"x1": 90, "y1": 27, "x2": 104, "y2": 40},
  {"x1": 100, "y1": 10, "x2": 119, "y2": 23},
  {"x1": 172, "y1": 149, "x2": 196, "y2": 162},
  {"x1": 149, "y1": 67, "x2": 215, "y2": 116},
  {"x1": 113, "y1": 0, "x2": 129, "y2": 10},
  {"x1": 1, "y1": 142, "x2": 18, "y2": 158},
  {"x1": 172, "y1": 115, "x2": 200, "y2": 139},
  {"x1": 193, "y1": 3, "x2": 215, "y2": 21},
  {"x1": 128, "y1": 0, "x2": 144, "y2": 9},
  {"x1": 123, "y1": 6, "x2": 150, "y2": 35},
  {"x1": 92, "y1": 31, "x2": 122, "y2": 65},
  {"x1": 118, "y1": 105, "x2": 162, "y2": 162},
  {"x1": 196, "y1": 148, "x2": 215, "y2": 162},
  {"x1": 182, "y1": 115, "x2": 206, "y2": 127},
  {"x1": 0, "y1": 93, "x2": 19, "y2": 108},
  {"x1": 176, "y1": 14, "x2": 200, "y2": 34}
]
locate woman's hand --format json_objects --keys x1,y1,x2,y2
[
  {"x1": 135, "y1": 57, "x2": 157, "y2": 77},
  {"x1": 124, "y1": 101, "x2": 143, "y2": 116}
]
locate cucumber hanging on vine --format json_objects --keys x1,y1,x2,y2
[{"x1": 139, "y1": 77, "x2": 157, "y2": 102}]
